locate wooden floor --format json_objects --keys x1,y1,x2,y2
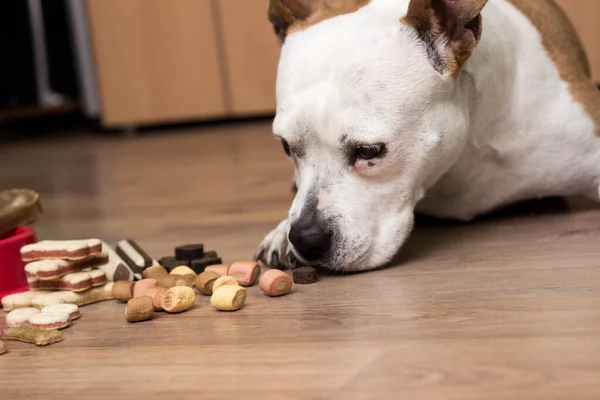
[{"x1": 1, "y1": 121, "x2": 600, "y2": 399}]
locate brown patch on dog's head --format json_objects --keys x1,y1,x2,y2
[
  {"x1": 402, "y1": 0, "x2": 488, "y2": 75},
  {"x1": 269, "y1": 0, "x2": 370, "y2": 42}
]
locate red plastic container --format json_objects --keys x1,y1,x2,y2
[{"x1": 0, "y1": 226, "x2": 36, "y2": 304}]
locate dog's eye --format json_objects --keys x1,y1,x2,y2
[
  {"x1": 356, "y1": 144, "x2": 382, "y2": 160},
  {"x1": 281, "y1": 139, "x2": 291, "y2": 157}
]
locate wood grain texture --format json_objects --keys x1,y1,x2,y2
[
  {"x1": 1, "y1": 122, "x2": 600, "y2": 399},
  {"x1": 87, "y1": 0, "x2": 226, "y2": 127},
  {"x1": 215, "y1": 0, "x2": 280, "y2": 115}
]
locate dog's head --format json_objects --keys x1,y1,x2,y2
[{"x1": 270, "y1": 0, "x2": 488, "y2": 271}]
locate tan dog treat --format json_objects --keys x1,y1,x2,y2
[
  {"x1": 204, "y1": 264, "x2": 230, "y2": 276},
  {"x1": 6, "y1": 308, "x2": 40, "y2": 328},
  {"x1": 21, "y1": 239, "x2": 102, "y2": 261},
  {"x1": 125, "y1": 297, "x2": 154, "y2": 322},
  {"x1": 160, "y1": 286, "x2": 195, "y2": 313},
  {"x1": 2, "y1": 292, "x2": 36, "y2": 312},
  {"x1": 195, "y1": 271, "x2": 220, "y2": 295},
  {"x1": 151, "y1": 287, "x2": 167, "y2": 310},
  {"x1": 28, "y1": 312, "x2": 71, "y2": 330},
  {"x1": 228, "y1": 261, "x2": 261, "y2": 287},
  {"x1": 259, "y1": 269, "x2": 293, "y2": 297},
  {"x1": 210, "y1": 285, "x2": 247, "y2": 311},
  {"x1": 212, "y1": 276, "x2": 239, "y2": 292},
  {"x1": 3, "y1": 326, "x2": 63, "y2": 346},
  {"x1": 170, "y1": 265, "x2": 196, "y2": 277},
  {"x1": 133, "y1": 279, "x2": 158, "y2": 298},
  {"x1": 159, "y1": 274, "x2": 194, "y2": 288},
  {"x1": 24, "y1": 254, "x2": 109, "y2": 281},
  {"x1": 0, "y1": 340, "x2": 6, "y2": 355},
  {"x1": 142, "y1": 265, "x2": 168, "y2": 280},
  {"x1": 112, "y1": 280, "x2": 135, "y2": 303},
  {"x1": 42, "y1": 304, "x2": 80, "y2": 320}
]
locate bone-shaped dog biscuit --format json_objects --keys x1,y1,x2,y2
[
  {"x1": 21, "y1": 239, "x2": 102, "y2": 261},
  {"x1": 2, "y1": 283, "x2": 114, "y2": 311},
  {"x1": 28, "y1": 312, "x2": 71, "y2": 330},
  {"x1": 24, "y1": 253, "x2": 109, "y2": 281},
  {"x1": 6, "y1": 308, "x2": 40, "y2": 328},
  {"x1": 28, "y1": 269, "x2": 107, "y2": 292},
  {"x1": 3, "y1": 326, "x2": 62, "y2": 346}
]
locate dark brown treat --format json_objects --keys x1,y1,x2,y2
[
  {"x1": 175, "y1": 244, "x2": 204, "y2": 261},
  {"x1": 112, "y1": 280, "x2": 135, "y2": 302},
  {"x1": 292, "y1": 267, "x2": 318, "y2": 284},
  {"x1": 204, "y1": 251, "x2": 217, "y2": 258},
  {"x1": 158, "y1": 256, "x2": 181, "y2": 271},
  {"x1": 190, "y1": 255, "x2": 222, "y2": 274},
  {"x1": 142, "y1": 265, "x2": 169, "y2": 280},
  {"x1": 125, "y1": 297, "x2": 153, "y2": 323},
  {"x1": 195, "y1": 271, "x2": 220, "y2": 295}
]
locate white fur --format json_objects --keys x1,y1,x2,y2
[{"x1": 256, "y1": 0, "x2": 600, "y2": 271}]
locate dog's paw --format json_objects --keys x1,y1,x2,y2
[{"x1": 254, "y1": 220, "x2": 298, "y2": 269}]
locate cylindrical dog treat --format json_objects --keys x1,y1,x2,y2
[
  {"x1": 212, "y1": 276, "x2": 239, "y2": 292},
  {"x1": 175, "y1": 243, "x2": 204, "y2": 260},
  {"x1": 142, "y1": 265, "x2": 169, "y2": 280},
  {"x1": 0, "y1": 340, "x2": 6, "y2": 355},
  {"x1": 133, "y1": 279, "x2": 158, "y2": 298},
  {"x1": 259, "y1": 269, "x2": 293, "y2": 297},
  {"x1": 160, "y1": 286, "x2": 196, "y2": 313},
  {"x1": 125, "y1": 297, "x2": 154, "y2": 322},
  {"x1": 112, "y1": 280, "x2": 135, "y2": 302},
  {"x1": 195, "y1": 271, "x2": 220, "y2": 295},
  {"x1": 170, "y1": 266, "x2": 197, "y2": 277},
  {"x1": 159, "y1": 274, "x2": 194, "y2": 288},
  {"x1": 6, "y1": 308, "x2": 40, "y2": 328},
  {"x1": 151, "y1": 287, "x2": 167, "y2": 310},
  {"x1": 204, "y1": 264, "x2": 230, "y2": 276},
  {"x1": 210, "y1": 285, "x2": 247, "y2": 311},
  {"x1": 292, "y1": 267, "x2": 318, "y2": 284},
  {"x1": 228, "y1": 261, "x2": 261, "y2": 286}
]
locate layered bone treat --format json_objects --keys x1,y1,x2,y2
[
  {"x1": 28, "y1": 269, "x2": 107, "y2": 292},
  {"x1": 24, "y1": 253, "x2": 109, "y2": 281},
  {"x1": 21, "y1": 239, "x2": 102, "y2": 261}
]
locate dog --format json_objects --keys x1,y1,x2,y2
[{"x1": 253, "y1": 0, "x2": 600, "y2": 272}]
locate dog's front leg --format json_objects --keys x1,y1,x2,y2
[{"x1": 254, "y1": 219, "x2": 298, "y2": 269}]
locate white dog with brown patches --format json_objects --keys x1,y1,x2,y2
[{"x1": 254, "y1": 0, "x2": 600, "y2": 272}]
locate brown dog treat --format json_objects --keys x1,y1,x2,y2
[
  {"x1": 24, "y1": 254, "x2": 109, "y2": 281},
  {"x1": 189, "y1": 254, "x2": 222, "y2": 273},
  {"x1": 159, "y1": 274, "x2": 194, "y2": 288},
  {"x1": 125, "y1": 297, "x2": 154, "y2": 322},
  {"x1": 158, "y1": 256, "x2": 180, "y2": 271},
  {"x1": 204, "y1": 264, "x2": 230, "y2": 276},
  {"x1": 228, "y1": 261, "x2": 261, "y2": 286},
  {"x1": 210, "y1": 285, "x2": 247, "y2": 311},
  {"x1": 160, "y1": 286, "x2": 195, "y2": 313},
  {"x1": 151, "y1": 287, "x2": 167, "y2": 310},
  {"x1": 292, "y1": 267, "x2": 318, "y2": 284},
  {"x1": 21, "y1": 239, "x2": 103, "y2": 262},
  {"x1": 169, "y1": 266, "x2": 196, "y2": 277},
  {"x1": 195, "y1": 271, "x2": 220, "y2": 295},
  {"x1": 3, "y1": 326, "x2": 63, "y2": 346},
  {"x1": 133, "y1": 279, "x2": 158, "y2": 298},
  {"x1": 259, "y1": 269, "x2": 293, "y2": 297},
  {"x1": 0, "y1": 340, "x2": 6, "y2": 355},
  {"x1": 112, "y1": 281, "x2": 135, "y2": 303},
  {"x1": 142, "y1": 265, "x2": 169, "y2": 280},
  {"x1": 212, "y1": 276, "x2": 239, "y2": 292}
]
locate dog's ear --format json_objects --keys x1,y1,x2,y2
[
  {"x1": 268, "y1": 0, "x2": 315, "y2": 42},
  {"x1": 403, "y1": 0, "x2": 489, "y2": 75}
]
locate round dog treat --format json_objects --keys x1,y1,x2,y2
[
  {"x1": 170, "y1": 266, "x2": 197, "y2": 277},
  {"x1": 151, "y1": 287, "x2": 167, "y2": 310},
  {"x1": 210, "y1": 285, "x2": 247, "y2": 311},
  {"x1": 6, "y1": 308, "x2": 40, "y2": 328},
  {"x1": 195, "y1": 271, "x2": 220, "y2": 295},
  {"x1": 28, "y1": 312, "x2": 71, "y2": 330},
  {"x1": 204, "y1": 264, "x2": 230, "y2": 277},
  {"x1": 160, "y1": 286, "x2": 196, "y2": 313},
  {"x1": 42, "y1": 304, "x2": 81, "y2": 320},
  {"x1": 125, "y1": 297, "x2": 154, "y2": 322},
  {"x1": 112, "y1": 280, "x2": 135, "y2": 302},
  {"x1": 259, "y1": 269, "x2": 293, "y2": 297},
  {"x1": 160, "y1": 274, "x2": 194, "y2": 288},
  {"x1": 0, "y1": 340, "x2": 6, "y2": 355},
  {"x1": 133, "y1": 278, "x2": 158, "y2": 298},
  {"x1": 228, "y1": 261, "x2": 261, "y2": 286},
  {"x1": 212, "y1": 276, "x2": 239, "y2": 292},
  {"x1": 175, "y1": 244, "x2": 204, "y2": 260},
  {"x1": 292, "y1": 267, "x2": 318, "y2": 284},
  {"x1": 142, "y1": 265, "x2": 169, "y2": 280}
]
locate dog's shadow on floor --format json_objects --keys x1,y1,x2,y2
[{"x1": 320, "y1": 196, "x2": 597, "y2": 276}]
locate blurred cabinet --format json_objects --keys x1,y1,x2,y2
[
  {"x1": 87, "y1": 0, "x2": 227, "y2": 127},
  {"x1": 555, "y1": 0, "x2": 600, "y2": 81}
]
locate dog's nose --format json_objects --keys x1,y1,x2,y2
[{"x1": 288, "y1": 222, "x2": 332, "y2": 262}]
